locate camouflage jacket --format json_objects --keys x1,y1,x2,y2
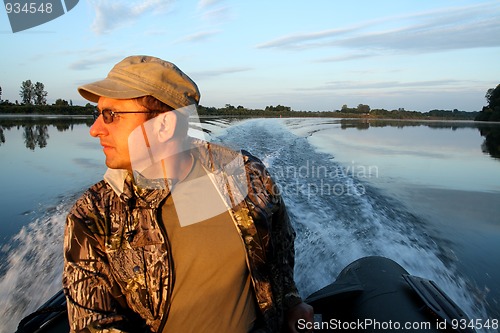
[{"x1": 63, "y1": 139, "x2": 302, "y2": 332}]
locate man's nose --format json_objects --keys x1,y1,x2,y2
[{"x1": 89, "y1": 115, "x2": 107, "y2": 137}]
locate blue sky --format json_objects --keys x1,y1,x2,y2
[{"x1": 1, "y1": 0, "x2": 499, "y2": 112}]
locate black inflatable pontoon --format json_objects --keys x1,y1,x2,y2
[
  {"x1": 16, "y1": 256, "x2": 475, "y2": 332},
  {"x1": 306, "y1": 256, "x2": 475, "y2": 332}
]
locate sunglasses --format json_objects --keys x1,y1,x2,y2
[{"x1": 93, "y1": 109, "x2": 157, "y2": 124}]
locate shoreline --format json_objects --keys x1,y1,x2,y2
[{"x1": 0, "y1": 113, "x2": 493, "y2": 122}]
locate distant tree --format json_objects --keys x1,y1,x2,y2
[
  {"x1": 475, "y1": 84, "x2": 500, "y2": 121},
  {"x1": 54, "y1": 98, "x2": 70, "y2": 106},
  {"x1": 0, "y1": 85, "x2": 2, "y2": 101},
  {"x1": 340, "y1": 104, "x2": 353, "y2": 113},
  {"x1": 20, "y1": 80, "x2": 35, "y2": 104},
  {"x1": 265, "y1": 104, "x2": 291, "y2": 112},
  {"x1": 357, "y1": 104, "x2": 371, "y2": 114},
  {"x1": 486, "y1": 84, "x2": 500, "y2": 111},
  {"x1": 34, "y1": 81, "x2": 48, "y2": 105},
  {"x1": 486, "y1": 88, "x2": 494, "y2": 105},
  {"x1": 340, "y1": 104, "x2": 365, "y2": 113}
]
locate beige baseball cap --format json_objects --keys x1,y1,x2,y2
[{"x1": 78, "y1": 55, "x2": 200, "y2": 109}]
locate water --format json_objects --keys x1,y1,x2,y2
[
  {"x1": 213, "y1": 119, "x2": 500, "y2": 321},
  {"x1": 1, "y1": 116, "x2": 499, "y2": 332}
]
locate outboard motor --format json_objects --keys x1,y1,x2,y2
[{"x1": 305, "y1": 256, "x2": 475, "y2": 332}]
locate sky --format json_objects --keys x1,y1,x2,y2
[{"x1": 1, "y1": 0, "x2": 499, "y2": 112}]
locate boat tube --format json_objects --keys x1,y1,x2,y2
[{"x1": 305, "y1": 256, "x2": 475, "y2": 332}]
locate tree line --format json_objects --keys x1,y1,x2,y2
[
  {"x1": 0, "y1": 80, "x2": 49, "y2": 105},
  {"x1": 1, "y1": 81, "x2": 498, "y2": 121},
  {"x1": 0, "y1": 80, "x2": 93, "y2": 114},
  {"x1": 1, "y1": 80, "x2": 76, "y2": 107}
]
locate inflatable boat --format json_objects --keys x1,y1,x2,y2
[
  {"x1": 15, "y1": 256, "x2": 476, "y2": 332},
  {"x1": 305, "y1": 256, "x2": 475, "y2": 332}
]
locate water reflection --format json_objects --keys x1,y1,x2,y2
[
  {"x1": 479, "y1": 127, "x2": 500, "y2": 159},
  {"x1": 0, "y1": 116, "x2": 93, "y2": 150},
  {"x1": 23, "y1": 125, "x2": 49, "y2": 150},
  {"x1": 339, "y1": 119, "x2": 500, "y2": 160},
  {"x1": 1, "y1": 116, "x2": 500, "y2": 160}
]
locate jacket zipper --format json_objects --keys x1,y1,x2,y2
[{"x1": 156, "y1": 195, "x2": 174, "y2": 333}]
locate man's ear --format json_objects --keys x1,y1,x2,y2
[{"x1": 155, "y1": 111, "x2": 177, "y2": 143}]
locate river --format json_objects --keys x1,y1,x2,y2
[{"x1": 0, "y1": 115, "x2": 499, "y2": 332}]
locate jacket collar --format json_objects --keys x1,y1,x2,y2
[
  {"x1": 103, "y1": 168, "x2": 171, "y2": 208},
  {"x1": 102, "y1": 138, "x2": 249, "y2": 207},
  {"x1": 103, "y1": 168, "x2": 129, "y2": 197}
]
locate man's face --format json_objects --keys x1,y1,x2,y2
[{"x1": 90, "y1": 97, "x2": 149, "y2": 171}]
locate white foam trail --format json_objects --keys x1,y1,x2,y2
[
  {"x1": 215, "y1": 118, "x2": 491, "y2": 331},
  {"x1": 0, "y1": 199, "x2": 72, "y2": 333},
  {"x1": 281, "y1": 119, "x2": 491, "y2": 331}
]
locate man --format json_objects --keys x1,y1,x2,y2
[{"x1": 63, "y1": 55, "x2": 313, "y2": 332}]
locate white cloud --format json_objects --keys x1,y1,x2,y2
[
  {"x1": 256, "y1": 2, "x2": 500, "y2": 54},
  {"x1": 334, "y1": 16, "x2": 500, "y2": 52},
  {"x1": 89, "y1": 0, "x2": 173, "y2": 34},
  {"x1": 197, "y1": 0, "x2": 223, "y2": 10},
  {"x1": 177, "y1": 30, "x2": 221, "y2": 43},
  {"x1": 69, "y1": 55, "x2": 119, "y2": 71},
  {"x1": 256, "y1": 26, "x2": 363, "y2": 50},
  {"x1": 306, "y1": 79, "x2": 471, "y2": 91},
  {"x1": 315, "y1": 53, "x2": 375, "y2": 63},
  {"x1": 201, "y1": 5, "x2": 231, "y2": 22},
  {"x1": 190, "y1": 67, "x2": 252, "y2": 80},
  {"x1": 172, "y1": 0, "x2": 231, "y2": 44},
  {"x1": 196, "y1": 0, "x2": 231, "y2": 23}
]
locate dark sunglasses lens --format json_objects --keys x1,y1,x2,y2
[
  {"x1": 102, "y1": 110, "x2": 113, "y2": 124},
  {"x1": 92, "y1": 110, "x2": 113, "y2": 124}
]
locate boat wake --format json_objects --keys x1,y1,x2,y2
[
  {"x1": 216, "y1": 118, "x2": 490, "y2": 326},
  {"x1": 0, "y1": 195, "x2": 76, "y2": 333}
]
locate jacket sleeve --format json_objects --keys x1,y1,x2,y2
[
  {"x1": 262, "y1": 167, "x2": 303, "y2": 310},
  {"x1": 63, "y1": 192, "x2": 136, "y2": 333},
  {"x1": 244, "y1": 154, "x2": 303, "y2": 311}
]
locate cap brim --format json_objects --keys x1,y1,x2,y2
[{"x1": 78, "y1": 78, "x2": 149, "y2": 103}]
